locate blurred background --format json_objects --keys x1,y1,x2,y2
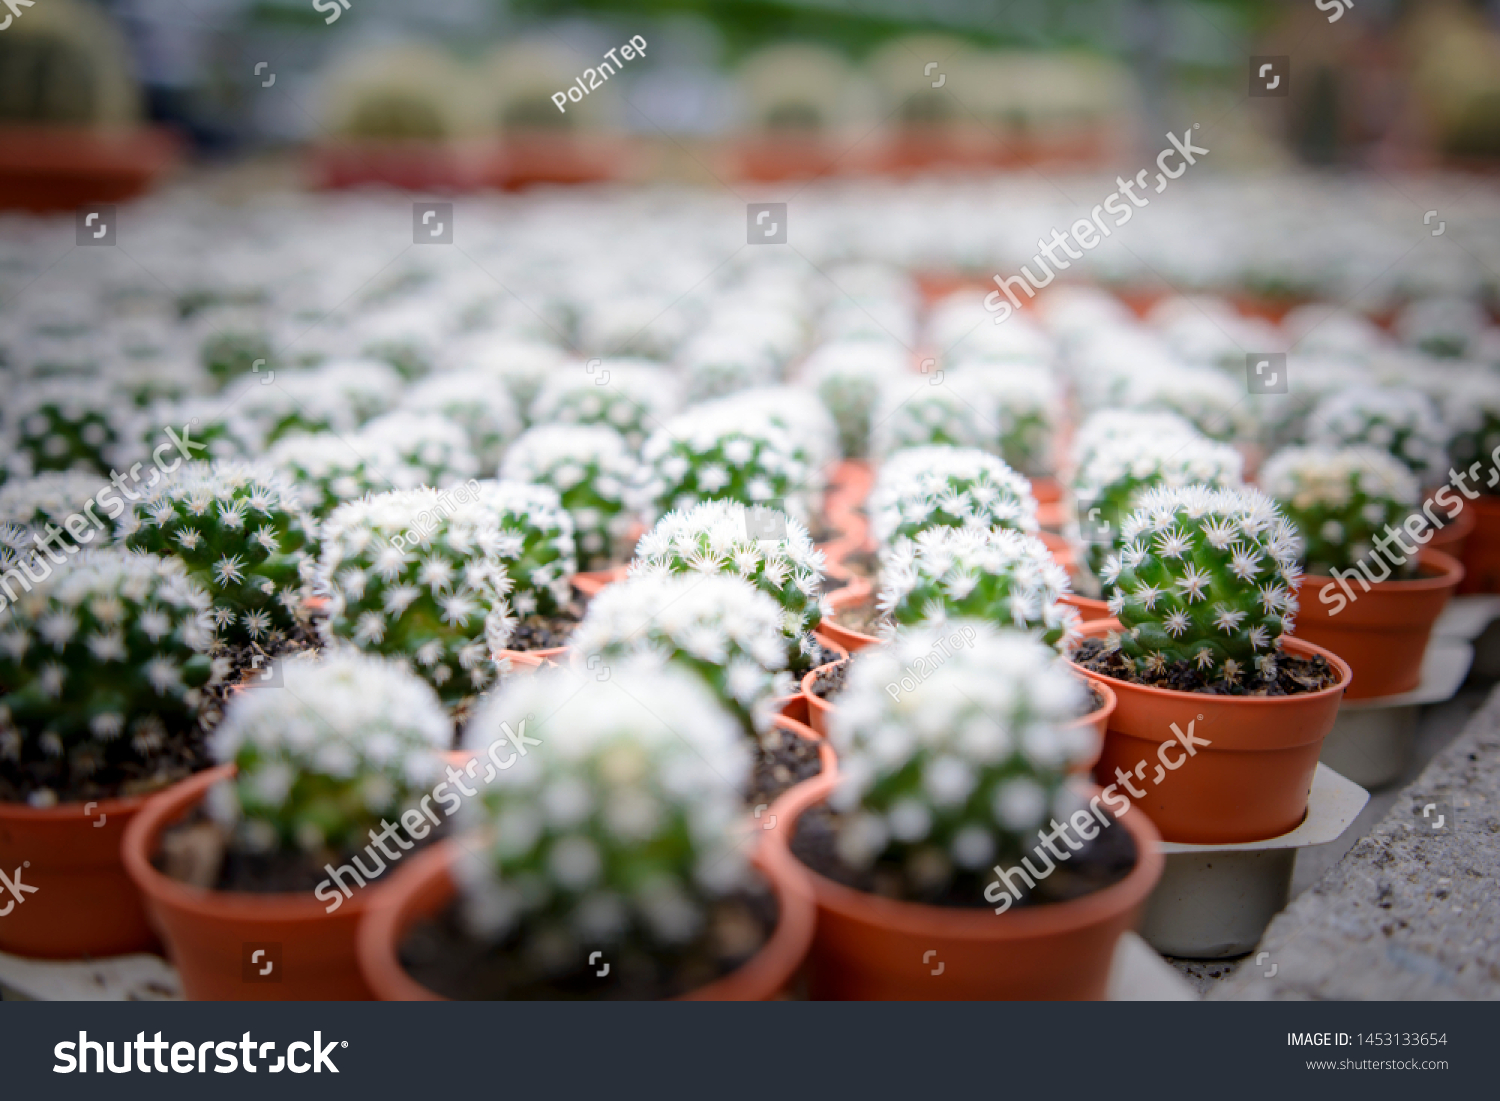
[{"x1": 2, "y1": 0, "x2": 1499, "y2": 199}]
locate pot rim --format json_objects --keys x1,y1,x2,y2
[
  {"x1": 1069, "y1": 674, "x2": 1115, "y2": 731},
  {"x1": 771, "y1": 776, "x2": 1163, "y2": 941},
  {"x1": 0, "y1": 787, "x2": 155, "y2": 820},
  {"x1": 1069, "y1": 619, "x2": 1353, "y2": 707},
  {"x1": 121, "y1": 765, "x2": 377, "y2": 921},
  {"x1": 1298, "y1": 546, "x2": 1464, "y2": 595}
]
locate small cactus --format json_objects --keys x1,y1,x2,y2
[
  {"x1": 452, "y1": 338, "x2": 569, "y2": 424},
  {"x1": 1260, "y1": 446, "x2": 1421, "y2": 577},
  {"x1": 1123, "y1": 367, "x2": 1252, "y2": 442},
  {"x1": 571, "y1": 574, "x2": 794, "y2": 736},
  {"x1": 0, "y1": 472, "x2": 121, "y2": 541},
  {"x1": 803, "y1": 340, "x2": 911, "y2": 458},
  {"x1": 826, "y1": 623, "x2": 1094, "y2": 894},
  {"x1": 404, "y1": 370, "x2": 522, "y2": 475},
  {"x1": 943, "y1": 363, "x2": 1061, "y2": 477},
  {"x1": 499, "y1": 424, "x2": 639, "y2": 572},
  {"x1": 122, "y1": 463, "x2": 317, "y2": 651},
  {"x1": 6, "y1": 380, "x2": 124, "y2": 476},
  {"x1": 870, "y1": 380, "x2": 990, "y2": 458},
  {"x1": 677, "y1": 331, "x2": 779, "y2": 404},
  {"x1": 1308, "y1": 386, "x2": 1449, "y2": 484},
  {"x1": 1440, "y1": 372, "x2": 1500, "y2": 496},
  {"x1": 451, "y1": 658, "x2": 756, "y2": 975},
  {"x1": 0, "y1": 548, "x2": 223, "y2": 805},
  {"x1": 471, "y1": 480, "x2": 578, "y2": 617},
  {"x1": 265, "y1": 432, "x2": 388, "y2": 520},
  {"x1": 356, "y1": 411, "x2": 481, "y2": 491},
  {"x1": 879, "y1": 527, "x2": 1079, "y2": 651},
  {"x1": 315, "y1": 487, "x2": 514, "y2": 703},
  {"x1": 868, "y1": 446, "x2": 1038, "y2": 547},
  {"x1": 531, "y1": 361, "x2": 681, "y2": 452},
  {"x1": 630, "y1": 500, "x2": 825, "y2": 661},
  {"x1": 226, "y1": 359, "x2": 403, "y2": 445},
  {"x1": 1101, "y1": 484, "x2": 1303, "y2": 682},
  {"x1": 204, "y1": 650, "x2": 451, "y2": 855}
]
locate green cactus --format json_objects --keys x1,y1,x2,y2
[
  {"x1": 499, "y1": 424, "x2": 639, "y2": 572},
  {"x1": 870, "y1": 381, "x2": 990, "y2": 458},
  {"x1": 357, "y1": 411, "x2": 481, "y2": 491},
  {"x1": 868, "y1": 446, "x2": 1038, "y2": 547},
  {"x1": 531, "y1": 361, "x2": 681, "y2": 452},
  {"x1": 204, "y1": 650, "x2": 451, "y2": 855},
  {"x1": 1442, "y1": 372, "x2": 1500, "y2": 497},
  {"x1": 7, "y1": 380, "x2": 124, "y2": 476},
  {"x1": 804, "y1": 340, "x2": 911, "y2": 459},
  {"x1": 226, "y1": 360, "x2": 404, "y2": 445},
  {"x1": 265, "y1": 433, "x2": 389, "y2": 520},
  {"x1": 405, "y1": 370, "x2": 522, "y2": 476},
  {"x1": 1260, "y1": 446, "x2": 1421, "y2": 578},
  {"x1": 472, "y1": 480, "x2": 578, "y2": 617},
  {"x1": 315, "y1": 487, "x2": 514, "y2": 704},
  {"x1": 0, "y1": 549, "x2": 223, "y2": 805},
  {"x1": 1308, "y1": 386, "x2": 1449, "y2": 484},
  {"x1": 943, "y1": 363, "x2": 1062, "y2": 476},
  {"x1": 123, "y1": 462, "x2": 317, "y2": 651},
  {"x1": 1101, "y1": 485, "x2": 1303, "y2": 682},
  {"x1": 878, "y1": 527, "x2": 1079, "y2": 651}
]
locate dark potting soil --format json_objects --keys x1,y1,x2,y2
[
  {"x1": 1071, "y1": 637, "x2": 1340, "y2": 696},
  {"x1": 0, "y1": 719, "x2": 211, "y2": 806},
  {"x1": 832, "y1": 599, "x2": 887, "y2": 639},
  {"x1": 398, "y1": 881, "x2": 778, "y2": 999},
  {"x1": 810, "y1": 661, "x2": 847, "y2": 701},
  {"x1": 507, "y1": 607, "x2": 582, "y2": 652},
  {"x1": 152, "y1": 806, "x2": 450, "y2": 894},
  {"x1": 840, "y1": 549, "x2": 878, "y2": 579},
  {"x1": 788, "y1": 636, "x2": 842, "y2": 677},
  {"x1": 750, "y1": 723, "x2": 823, "y2": 806},
  {"x1": 790, "y1": 802, "x2": 1138, "y2": 910},
  {"x1": 1083, "y1": 683, "x2": 1104, "y2": 715}
]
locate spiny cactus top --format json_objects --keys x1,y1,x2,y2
[
  {"x1": 6, "y1": 379, "x2": 124, "y2": 476},
  {"x1": 1308, "y1": 386, "x2": 1449, "y2": 484},
  {"x1": 265, "y1": 432, "x2": 389, "y2": 519},
  {"x1": 530, "y1": 361, "x2": 681, "y2": 452},
  {"x1": 1259, "y1": 446, "x2": 1420, "y2": 578},
  {"x1": 1441, "y1": 372, "x2": 1500, "y2": 495},
  {"x1": 114, "y1": 398, "x2": 264, "y2": 472},
  {"x1": 676, "y1": 331, "x2": 780, "y2": 404},
  {"x1": 0, "y1": 472, "x2": 121, "y2": 541},
  {"x1": 1101, "y1": 484, "x2": 1303, "y2": 682},
  {"x1": 404, "y1": 370, "x2": 522, "y2": 475},
  {"x1": 826, "y1": 623, "x2": 1094, "y2": 888},
  {"x1": 571, "y1": 574, "x2": 794, "y2": 736},
  {"x1": 226, "y1": 359, "x2": 403, "y2": 444},
  {"x1": 356, "y1": 411, "x2": 481, "y2": 491},
  {"x1": 498, "y1": 424, "x2": 639, "y2": 572},
  {"x1": 634, "y1": 401, "x2": 813, "y2": 526},
  {"x1": 630, "y1": 499, "x2": 825, "y2": 655},
  {"x1": 0, "y1": 549, "x2": 222, "y2": 805},
  {"x1": 1071, "y1": 431, "x2": 1244, "y2": 579},
  {"x1": 470, "y1": 480, "x2": 578, "y2": 618},
  {"x1": 803, "y1": 340, "x2": 912, "y2": 458},
  {"x1": 315, "y1": 488, "x2": 515, "y2": 704},
  {"x1": 1068, "y1": 409, "x2": 1199, "y2": 468},
  {"x1": 721, "y1": 387, "x2": 840, "y2": 476},
  {"x1": 204, "y1": 651, "x2": 450, "y2": 854},
  {"x1": 122, "y1": 462, "x2": 317, "y2": 650},
  {"x1": 879, "y1": 527, "x2": 1079, "y2": 651},
  {"x1": 452, "y1": 658, "x2": 754, "y2": 958},
  {"x1": 1123, "y1": 367, "x2": 1251, "y2": 442},
  {"x1": 1397, "y1": 296, "x2": 1487, "y2": 359},
  {"x1": 943, "y1": 363, "x2": 1061, "y2": 477},
  {"x1": 870, "y1": 378, "x2": 990, "y2": 458},
  {"x1": 869, "y1": 446, "x2": 1038, "y2": 547},
  {"x1": 455, "y1": 337, "x2": 569, "y2": 423}
]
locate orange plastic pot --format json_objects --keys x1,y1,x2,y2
[
  {"x1": 497, "y1": 646, "x2": 569, "y2": 671},
  {"x1": 1068, "y1": 675, "x2": 1114, "y2": 776},
  {"x1": 800, "y1": 659, "x2": 848, "y2": 738},
  {"x1": 1070, "y1": 621, "x2": 1350, "y2": 845},
  {"x1": 817, "y1": 581, "x2": 882, "y2": 654},
  {"x1": 1459, "y1": 496, "x2": 1500, "y2": 594},
  {"x1": 1291, "y1": 548, "x2": 1463, "y2": 700},
  {"x1": 1425, "y1": 502, "x2": 1475, "y2": 562},
  {"x1": 825, "y1": 460, "x2": 875, "y2": 522},
  {"x1": 1029, "y1": 476, "x2": 1063, "y2": 506},
  {"x1": 1061, "y1": 593, "x2": 1110, "y2": 621},
  {"x1": 0, "y1": 792, "x2": 160, "y2": 959},
  {"x1": 773, "y1": 772, "x2": 1162, "y2": 1000},
  {"x1": 1040, "y1": 531, "x2": 1076, "y2": 575},
  {"x1": 122, "y1": 767, "x2": 378, "y2": 1000},
  {"x1": 571, "y1": 566, "x2": 628, "y2": 598}
]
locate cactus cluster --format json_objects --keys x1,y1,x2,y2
[
  {"x1": 122, "y1": 463, "x2": 317, "y2": 650},
  {"x1": 1259, "y1": 446, "x2": 1421, "y2": 577},
  {"x1": 571, "y1": 574, "x2": 793, "y2": 736},
  {"x1": 0, "y1": 549, "x2": 223, "y2": 805},
  {"x1": 471, "y1": 480, "x2": 578, "y2": 617},
  {"x1": 226, "y1": 360, "x2": 403, "y2": 444},
  {"x1": 0, "y1": 471, "x2": 119, "y2": 539},
  {"x1": 868, "y1": 446, "x2": 1038, "y2": 547},
  {"x1": 826, "y1": 623, "x2": 1094, "y2": 893},
  {"x1": 315, "y1": 487, "x2": 515, "y2": 704},
  {"x1": 204, "y1": 650, "x2": 450, "y2": 855},
  {"x1": 629, "y1": 500, "x2": 825, "y2": 660},
  {"x1": 803, "y1": 341, "x2": 912, "y2": 458},
  {"x1": 1308, "y1": 386, "x2": 1449, "y2": 484},
  {"x1": 944, "y1": 363, "x2": 1061, "y2": 477},
  {"x1": 531, "y1": 361, "x2": 681, "y2": 452},
  {"x1": 499, "y1": 424, "x2": 639, "y2": 572},
  {"x1": 878, "y1": 527, "x2": 1079, "y2": 651},
  {"x1": 451, "y1": 659, "x2": 756, "y2": 978},
  {"x1": 1101, "y1": 485, "x2": 1303, "y2": 682},
  {"x1": 634, "y1": 401, "x2": 813, "y2": 526},
  {"x1": 116, "y1": 399, "x2": 263, "y2": 471}
]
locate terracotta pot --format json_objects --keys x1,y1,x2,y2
[
  {"x1": 1459, "y1": 496, "x2": 1500, "y2": 594},
  {"x1": 1039, "y1": 530, "x2": 1075, "y2": 574},
  {"x1": 0, "y1": 791, "x2": 159, "y2": 959},
  {"x1": 1029, "y1": 476, "x2": 1063, "y2": 506},
  {"x1": 0, "y1": 125, "x2": 180, "y2": 211},
  {"x1": 357, "y1": 834, "x2": 818, "y2": 1001},
  {"x1": 1061, "y1": 593, "x2": 1110, "y2": 621},
  {"x1": 825, "y1": 460, "x2": 875, "y2": 521},
  {"x1": 496, "y1": 646, "x2": 569, "y2": 671},
  {"x1": 800, "y1": 660, "x2": 847, "y2": 738},
  {"x1": 773, "y1": 774, "x2": 1162, "y2": 1000},
  {"x1": 1291, "y1": 549, "x2": 1463, "y2": 700},
  {"x1": 1067, "y1": 675, "x2": 1114, "y2": 776},
  {"x1": 571, "y1": 566, "x2": 628, "y2": 598},
  {"x1": 1425, "y1": 501, "x2": 1475, "y2": 561},
  {"x1": 1070, "y1": 621, "x2": 1350, "y2": 844},
  {"x1": 817, "y1": 583, "x2": 883, "y2": 654},
  {"x1": 122, "y1": 767, "x2": 379, "y2": 1000}
]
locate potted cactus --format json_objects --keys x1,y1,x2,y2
[
  {"x1": 356, "y1": 658, "x2": 817, "y2": 1000},
  {"x1": 774, "y1": 622, "x2": 1161, "y2": 999},
  {"x1": 122, "y1": 651, "x2": 452, "y2": 999},
  {"x1": 356, "y1": 411, "x2": 481, "y2": 491},
  {"x1": 315, "y1": 488, "x2": 515, "y2": 707},
  {"x1": 941, "y1": 363, "x2": 1062, "y2": 481},
  {"x1": 265, "y1": 432, "x2": 389, "y2": 520},
  {"x1": 1261, "y1": 446, "x2": 1463, "y2": 699},
  {"x1": 1069, "y1": 485, "x2": 1351, "y2": 843},
  {"x1": 471, "y1": 480, "x2": 580, "y2": 662},
  {"x1": 629, "y1": 500, "x2": 829, "y2": 671},
  {"x1": 870, "y1": 380, "x2": 990, "y2": 457},
  {"x1": 404, "y1": 370, "x2": 523, "y2": 476},
  {"x1": 530, "y1": 360, "x2": 681, "y2": 452},
  {"x1": 0, "y1": 549, "x2": 224, "y2": 957},
  {"x1": 123, "y1": 462, "x2": 318, "y2": 662},
  {"x1": 6, "y1": 379, "x2": 125, "y2": 476},
  {"x1": 499, "y1": 424, "x2": 640, "y2": 573},
  {"x1": 1307, "y1": 386, "x2": 1449, "y2": 487},
  {"x1": 1442, "y1": 373, "x2": 1500, "y2": 593},
  {"x1": 803, "y1": 340, "x2": 911, "y2": 459}
]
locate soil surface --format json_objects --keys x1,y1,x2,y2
[
  {"x1": 507, "y1": 606, "x2": 582, "y2": 652},
  {"x1": 790, "y1": 636, "x2": 842, "y2": 677},
  {"x1": 1071, "y1": 637, "x2": 1340, "y2": 696},
  {"x1": 810, "y1": 661, "x2": 847, "y2": 701},
  {"x1": 0, "y1": 720, "x2": 210, "y2": 806},
  {"x1": 791, "y1": 801, "x2": 1138, "y2": 909},
  {"x1": 398, "y1": 880, "x2": 777, "y2": 999},
  {"x1": 750, "y1": 723, "x2": 823, "y2": 806},
  {"x1": 831, "y1": 598, "x2": 888, "y2": 639}
]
